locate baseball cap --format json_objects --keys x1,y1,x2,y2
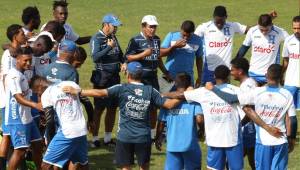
[
  {"x1": 28, "y1": 31, "x2": 56, "y2": 42},
  {"x1": 141, "y1": 15, "x2": 159, "y2": 26},
  {"x1": 127, "y1": 62, "x2": 143, "y2": 74},
  {"x1": 102, "y1": 14, "x2": 122, "y2": 26},
  {"x1": 59, "y1": 39, "x2": 76, "y2": 53}
]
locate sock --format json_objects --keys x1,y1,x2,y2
[
  {"x1": 104, "y1": 132, "x2": 112, "y2": 143},
  {"x1": 92, "y1": 136, "x2": 99, "y2": 142},
  {"x1": 0, "y1": 157, "x2": 7, "y2": 170},
  {"x1": 151, "y1": 129, "x2": 156, "y2": 139}
]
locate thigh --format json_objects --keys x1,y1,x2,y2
[
  {"x1": 225, "y1": 143, "x2": 244, "y2": 170},
  {"x1": 272, "y1": 143, "x2": 288, "y2": 170},
  {"x1": 8, "y1": 124, "x2": 30, "y2": 149},
  {"x1": 165, "y1": 151, "x2": 183, "y2": 170},
  {"x1": 206, "y1": 146, "x2": 225, "y2": 170},
  {"x1": 182, "y1": 146, "x2": 201, "y2": 170},
  {"x1": 29, "y1": 122, "x2": 42, "y2": 142},
  {"x1": 70, "y1": 135, "x2": 88, "y2": 166},
  {"x1": 255, "y1": 143, "x2": 272, "y2": 170},
  {"x1": 134, "y1": 142, "x2": 152, "y2": 166},
  {"x1": 115, "y1": 140, "x2": 134, "y2": 167}
]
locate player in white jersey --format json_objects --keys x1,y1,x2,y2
[
  {"x1": 41, "y1": 1, "x2": 90, "y2": 45},
  {"x1": 230, "y1": 58, "x2": 257, "y2": 169},
  {"x1": 236, "y1": 14, "x2": 288, "y2": 85},
  {"x1": 194, "y1": 6, "x2": 248, "y2": 84},
  {"x1": 31, "y1": 77, "x2": 89, "y2": 170},
  {"x1": 282, "y1": 16, "x2": 300, "y2": 111},
  {"x1": 4, "y1": 47, "x2": 43, "y2": 170}
]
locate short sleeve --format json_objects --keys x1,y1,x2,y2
[
  {"x1": 194, "y1": 24, "x2": 205, "y2": 37},
  {"x1": 237, "y1": 89, "x2": 255, "y2": 106},
  {"x1": 151, "y1": 88, "x2": 166, "y2": 107},
  {"x1": 107, "y1": 84, "x2": 122, "y2": 98},
  {"x1": 184, "y1": 89, "x2": 201, "y2": 103},
  {"x1": 8, "y1": 74, "x2": 22, "y2": 96},
  {"x1": 282, "y1": 39, "x2": 289, "y2": 58},
  {"x1": 158, "y1": 108, "x2": 167, "y2": 121},
  {"x1": 41, "y1": 86, "x2": 53, "y2": 108},
  {"x1": 161, "y1": 32, "x2": 172, "y2": 48},
  {"x1": 65, "y1": 24, "x2": 79, "y2": 42},
  {"x1": 232, "y1": 22, "x2": 247, "y2": 35},
  {"x1": 280, "y1": 29, "x2": 289, "y2": 41},
  {"x1": 242, "y1": 30, "x2": 252, "y2": 46},
  {"x1": 125, "y1": 38, "x2": 138, "y2": 59},
  {"x1": 287, "y1": 96, "x2": 296, "y2": 117}
]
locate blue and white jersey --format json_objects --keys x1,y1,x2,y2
[
  {"x1": 195, "y1": 21, "x2": 247, "y2": 71},
  {"x1": 243, "y1": 25, "x2": 288, "y2": 76},
  {"x1": 32, "y1": 53, "x2": 52, "y2": 77},
  {"x1": 159, "y1": 101, "x2": 202, "y2": 152},
  {"x1": 42, "y1": 60, "x2": 78, "y2": 83},
  {"x1": 238, "y1": 86, "x2": 296, "y2": 145},
  {"x1": 184, "y1": 84, "x2": 242, "y2": 147},
  {"x1": 125, "y1": 32, "x2": 160, "y2": 75},
  {"x1": 107, "y1": 82, "x2": 166, "y2": 143},
  {"x1": 162, "y1": 31, "x2": 202, "y2": 79},
  {"x1": 282, "y1": 34, "x2": 300, "y2": 87},
  {"x1": 41, "y1": 81, "x2": 87, "y2": 138},
  {"x1": 5, "y1": 68, "x2": 32, "y2": 125}
]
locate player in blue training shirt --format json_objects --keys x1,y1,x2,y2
[
  {"x1": 160, "y1": 20, "x2": 203, "y2": 86},
  {"x1": 62, "y1": 61, "x2": 182, "y2": 170},
  {"x1": 155, "y1": 72, "x2": 204, "y2": 170}
]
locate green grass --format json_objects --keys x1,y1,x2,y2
[{"x1": 0, "y1": 0, "x2": 299, "y2": 169}]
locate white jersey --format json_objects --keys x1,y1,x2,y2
[
  {"x1": 5, "y1": 68, "x2": 32, "y2": 125},
  {"x1": 41, "y1": 81, "x2": 87, "y2": 138},
  {"x1": 238, "y1": 86, "x2": 296, "y2": 145},
  {"x1": 243, "y1": 25, "x2": 288, "y2": 75},
  {"x1": 184, "y1": 84, "x2": 242, "y2": 147},
  {"x1": 195, "y1": 21, "x2": 247, "y2": 70},
  {"x1": 41, "y1": 22, "x2": 79, "y2": 42},
  {"x1": 239, "y1": 77, "x2": 257, "y2": 119},
  {"x1": 282, "y1": 34, "x2": 300, "y2": 87}
]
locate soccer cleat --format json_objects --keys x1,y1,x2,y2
[
  {"x1": 90, "y1": 140, "x2": 101, "y2": 148},
  {"x1": 103, "y1": 140, "x2": 116, "y2": 147}
]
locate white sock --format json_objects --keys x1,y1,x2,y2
[
  {"x1": 104, "y1": 132, "x2": 112, "y2": 143},
  {"x1": 151, "y1": 129, "x2": 156, "y2": 139},
  {"x1": 92, "y1": 136, "x2": 99, "y2": 142}
]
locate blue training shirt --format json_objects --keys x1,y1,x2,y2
[
  {"x1": 162, "y1": 32, "x2": 203, "y2": 81},
  {"x1": 159, "y1": 101, "x2": 202, "y2": 152},
  {"x1": 107, "y1": 82, "x2": 166, "y2": 143}
]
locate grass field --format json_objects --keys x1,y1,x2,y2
[{"x1": 0, "y1": 0, "x2": 299, "y2": 169}]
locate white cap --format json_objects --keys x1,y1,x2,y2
[
  {"x1": 141, "y1": 15, "x2": 159, "y2": 26},
  {"x1": 28, "y1": 31, "x2": 56, "y2": 42}
]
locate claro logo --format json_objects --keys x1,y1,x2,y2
[
  {"x1": 209, "y1": 38, "x2": 231, "y2": 48},
  {"x1": 254, "y1": 45, "x2": 275, "y2": 54}
]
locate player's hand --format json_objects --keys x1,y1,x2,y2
[
  {"x1": 205, "y1": 82, "x2": 214, "y2": 90},
  {"x1": 121, "y1": 63, "x2": 127, "y2": 73},
  {"x1": 195, "y1": 78, "x2": 201, "y2": 88},
  {"x1": 288, "y1": 138, "x2": 296, "y2": 153},
  {"x1": 107, "y1": 39, "x2": 115, "y2": 48},
  {"x1": 62, "y1": 86, "x2": 81, "y2": 95},
  {"x1": 269, "y1": 10, "x2": 277, "y2": 20},
  {"x1": 143, "y1": 48, "x2": 153, "y2": 57},
  {"x1": 35, "y1": 102, "x2": 43, "y2": 112},
  {"x1": 265, "y1": 126, "x2": 283, "y2": 138},
  {"x1": 172, "y1": 39, "x2": 187, "y2": 48},
  {"x1": 154, "y1": 135, "x2": 163, "y2": 151},
  {"x1": 87, "y1": 121, "x2": 95, "y2": 134}
]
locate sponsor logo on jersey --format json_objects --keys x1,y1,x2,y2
[
  {"x1": 209, "y1": 38, "x2": 231, "y2": 48},
  {"x1": 289, "y1": 53, "x2": 300, "y2": 59},
  {"x1": 253, "y1": 45, "x2": 275, "y2": 54}
]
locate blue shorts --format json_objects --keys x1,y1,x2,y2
[
  {"x1": 43, "y1": 132, "x2": 88, "y2": 168},
  {"x1": 165, "y1": 144, "x2": 201, "y2": 170},
  {"x1": 8, "y1": 122, "x2": 42, "y2": 149},
  {"x1": 284, "y1": 85, "x2": 300, "y2": 110},
  {"x1": 30, "y1": 93, "x2": 40, "y2": 118},
  {"x1": 201, "y1": 69, "x2": 215, "y2": 85},
  {"x1": 243, "y1": 122, "x2": 256, "y2": 148},
  {"x1": 207, "y1": 143, "x2": 243, "y2": 170},
  {"x1": 255, "y1": 143, "x2": 288, "y2": 170},
  {"x1": 249, "y1": 72, "x2": 266, "y2": 85},
  {"x1": 1, "y1": 108, "x2": 9, "y2": 135}
]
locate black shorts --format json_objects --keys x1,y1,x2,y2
[
  {"x1": 115, "y1": 140, "x2": 152, "y2": 167},
  {"x1": 141, "y1": 76, "x2": 159, "y2": 91},
  {"x1": 92, "y1": 70, "x2": 120, "y2": 108}
]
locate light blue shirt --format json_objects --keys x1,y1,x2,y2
[{"x1": 159, "y1": 101, "x2": 202, "y2": 152}]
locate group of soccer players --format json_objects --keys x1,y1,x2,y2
[{"x1": 0, "y1": 1, "x2": 298, "y2": 170}]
